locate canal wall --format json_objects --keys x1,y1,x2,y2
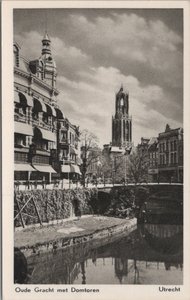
[
  {"x1": 14, "y1": 188, "x2": 98, "y2": 228},
  {"x1": 15, "y1": 218, "x2": 137, "y2": 258},
  {"x1": 14, "y1": 184, "x2": 183, "y2": 228}
]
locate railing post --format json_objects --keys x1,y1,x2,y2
[
  {"x1": 31, "y1": 196, "x2": 42, "y2": 226},
  {"x1": 14, "y1": 193, "x2": 25, "y2": 228}
]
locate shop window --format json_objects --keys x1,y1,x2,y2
[{"x1": 14, "y1": 171, "x2": 28, "y2": 181}]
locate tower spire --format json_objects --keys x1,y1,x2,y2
[{"x1": 41, "y1": 32, "x2": 51, "y2": 56}]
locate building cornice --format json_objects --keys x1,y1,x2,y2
[{"x1": 14, "y1": 67, "x2": 59, "y2": 96}]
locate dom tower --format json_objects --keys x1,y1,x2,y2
[{"x1": 112, "y1": 85, "x2": 132, "y2": 150}]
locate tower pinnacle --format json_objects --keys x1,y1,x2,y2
[{"x1": 41, "y1": 32, "x2": 51, "y2": 56}]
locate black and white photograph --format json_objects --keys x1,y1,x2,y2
[{"x1": 2, "y1": 1, "x2": 190, "y2": 300}]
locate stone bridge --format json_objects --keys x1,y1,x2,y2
[
  {"x1": 98, "y1": 183, "x2": 183, "y2": 194},
  {"x1": 96, "y1": 183, "x2": 183, "y2": 215}
]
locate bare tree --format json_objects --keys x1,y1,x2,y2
[
  {"x1": 127, "y1": 150, "x2": 149, "y2": 185},
  {"x1": 80, "y1": 129, "x2": 100, "y2": 186},
  {"x1": 127, "y1": 149, "x2": 149, "y2": 207}
]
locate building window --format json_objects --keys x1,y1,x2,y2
[
  {"x1": 26, "y1": 136, "x2": 32, "y2": 147},
  {"x1": 174, "y1": 152, "x2": 177, "y2": 164},
  {"x1": 171, "y1": 141, "x2": 173, "y2": 151},
  {"x1": 15, "y1": 152, "x2": 28, "y2": 163},
  {"x1": 32, "y1": 155, "x2": 49, "y2": 164},
  {"x1": 15, "y1": 133, "x2": 26, "y2": 147},
  {"x1": 174, "y1": 140, "x2": 177, "y2": 151},
  {"x1": 171, "y1": 153, "x2": 174, "y2": 164}
]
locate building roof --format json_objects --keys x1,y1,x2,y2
[
  {"x1": 148, "y1": 137, "x2": 158, "y2": 145},
  {"x1": 110, "y1": 146, "x2": 124, "y2": 153},
  {"x1": 158, "y1": 127, "x2": 183, "y2": 139}
]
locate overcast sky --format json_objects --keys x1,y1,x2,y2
[{"x1": 14, "y1": 8, "x2": 183, "y2": 146}]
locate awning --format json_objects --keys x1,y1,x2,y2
[
  {"x1": 61, "y1": 165, "x2": 71, "y2": 173},
  {"x1": 20, "y1": 92, "x2": 33, "y2": 106},
  {"x1": 39, "y1": 128, "x2": 56, "y2": 142},
  {"x1": 32, "y1": 164, "x2": 57, "y2": 173},
  {"x1": 61, "y1": 164, "x2": 81, "y2": 175},
  {"x1": 34, "y1": 98, "x2": 47, "y2": 113},
  {"x1": 15, "y1": 121, "x2": 33, "y2": 136},
  {"x1": 71, "y1": 164, "x2": 81, "y2": 175},
  {"x1": 70, "y1": 147, "x2": 77, "y2": 155},
  {"x1": 14, "y1": 91, "x2": 20, "y2": 103},
  {"x1": 55, "y1": 108, "x2": 64, "y2": 119},
  {"x1": 14, "y1": 91, "x2": 33, "y2": 106},
  {"x1": 46, "y1": 104, "x2": 57, "y2": 117},
  {"x1": 15, "y1": 163, "x2": 35, "y2": 172},
  {"x1": 76, "y1": 157, "x2": 82, "y2": 165}
]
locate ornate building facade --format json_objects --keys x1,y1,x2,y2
[{"x1": 14, "y1": 33, "x2": 81, "y2": 189}]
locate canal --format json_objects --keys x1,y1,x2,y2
[{"x1": 27, "y1": 223, "x2": 183, "y2": 285}]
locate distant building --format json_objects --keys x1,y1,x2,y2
[
  {"x1": 80, "y1": 147, "x2": 102, "y2": 183},
  {"x1": 14, "y1": 33, "x2": 81, "y2": 189},
  {"x1": 148, "y1": 137, "x2": 159, "y2": 182},
  {"x1": 58, "y1": 118, "x2": 81, "y2": 184},
  {"x1": 86, "y1": 156, "x2": 102, "y2": 183},
  {"x1": 137, "y1": 137, "x2": 159, "y2": 182},
  {"x1": 158, "y1": 124, "x2": 183, "y2": 183},
  {"x1": 137, "y1": 137, "x2": 150, "y2": 156},
  {"x1": 137, "y1": 124, "x2": 183, "y2": 183}
]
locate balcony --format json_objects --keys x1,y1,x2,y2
[
  {"x1": 14, "y1": 112, "x2": 28, "y2": 124},
  {"x1": 32, "y1": 118, "x2": 56, "y2": 133},
  {"x1": 59, "y1": 139, "x2": 69, "y2": 145}
]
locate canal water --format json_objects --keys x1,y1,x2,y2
[{"x1": 27, "y1": 223, "x2": 183, "y2": 285}]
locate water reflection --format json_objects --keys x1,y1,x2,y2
[{"x1": 27, "y1": 224, "x2": 183, "y2": 285}]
